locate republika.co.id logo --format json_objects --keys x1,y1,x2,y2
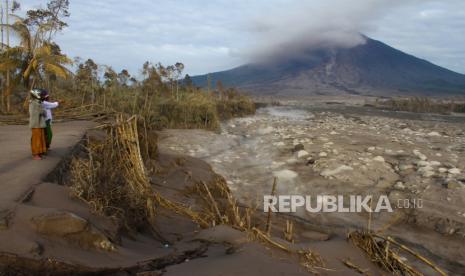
[{"x1": 263, "y1": 195, "x2": 423, "y2": 213}]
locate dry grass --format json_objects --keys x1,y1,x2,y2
[
  {"x1": 68, "y1": 115, "x2": 324, "y2": 271},
  {"x1": 348, "y1": 231, "x2": 447, "y2": 275},
  {"x1": 371, "y1": 97, "x2": 465, "y2": 114},
  {"x1": 67, "y1": 112, "x2": 446, "y2": 275},
  {"x1": 69, "y1": 115, "x2": 160, "y2": 238}
]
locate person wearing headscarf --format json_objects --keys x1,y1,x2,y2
[
  {"x1": 40, "y1": 89, "x2": 59, "y2": 150},
  {"x1": 29, "y1": 89, "x2": 47, "y2": 160}
]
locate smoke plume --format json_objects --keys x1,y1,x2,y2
[{"x1": 244, "y1": 0, "x2": 421, "y2": 63}]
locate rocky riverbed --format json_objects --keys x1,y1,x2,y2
[{"x1": 158, "y1": 104, "x2": 465, "y2": 272}]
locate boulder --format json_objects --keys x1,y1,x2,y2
[
  {"x1": 320, "y1": 165, "x2": 353, "y2": 177},
  {"x1": 296, "y1": 150, "x2": 309, "y2": 158},
  {"x1": 31, "y1": 212, "x2": 115, "y2": 251},
  {"x1": 373, "y1": 156, "x2": 385, "y2": 162},
  {"x1": 32, "y1": 212, "x2": 88, "y2": 236},
  {"x1": 394, "y1": 182, "x2": 406, "y2": 190},
  {"x1": 427, "y1": 131, "x2": 441, "y2": 137},
  {"x1": 273, "y1": 169, "x2": 298, "y2": 181},
  {"x1": 306, "y1": 158, "x2": 315, "y2": 165},
  {"x1": 448, "y1": 168, "x2": 461, "y2": 175},
  {"x1": 444, "y1": 180, "x2": 464, "y2": 189},
  {"x1": 293, "y1": 143, "x2": 305, "y2": 152},
  {"x1": 413, "y1": 150, "x2": 427, "y2": 161}
]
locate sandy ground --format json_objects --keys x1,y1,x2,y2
[
  {"x1": 158, "y1": 104, "x2": 465, "y2": 274},
  {"x1": 0, "y1": 121, "x2": 95, "y2": 215},
  {"x1": 0, "y1": 120, "x2": 385, "y2": 275}
]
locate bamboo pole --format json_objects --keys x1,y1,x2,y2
[
  {"x1": 367, "y1": 197, "x2": 372, "y2": 233},
  {"x1": 265, "y1": 177, "x2": 277, "y2": 235},
  {"x1": 201, "y1": 180, "x2": 223, "y2": 224}
]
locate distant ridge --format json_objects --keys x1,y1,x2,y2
[{"x1": 192, "y1": 37, "x2": 465, "y2": 96}]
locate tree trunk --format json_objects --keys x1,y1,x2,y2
[
  {"x1": 5, "y1": 1, "x2": 10, "y2": 110},
  {"x1": 5, "y1": 0, "x2": 10, "y2": 112},
  {"x1": 176, "y1": 80, "x2": 179, "y2": 101},
  {"x1": 0, "y1": 1, "x2": 4, "y2": 112}
]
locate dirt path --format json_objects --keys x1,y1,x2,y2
[{"x1": 0, "y1": 121, "x2": 95, "y2": 214}]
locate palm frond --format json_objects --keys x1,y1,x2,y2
[{"x1": 44, "y1": 63, "x2": 72, "y2": 79}]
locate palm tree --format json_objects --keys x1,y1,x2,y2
[{"x1": 0, "y1": 15, "x2": 72, "y2": 110}]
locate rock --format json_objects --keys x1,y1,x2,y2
[
  {"x1": 330, "y1": 131, "x2": 338, "y2": 135},
  {"x1": 273, "y1": 169, "x2": 298, "y2": 181},
  {"x1": 271, "y1": 161, "x2": 286, "y2": 168},
  {"x1": 399, "y1": 164, "x2": 414, "y2": 171},
  {"x1": 319, "y1": 152, "x2": 328, "y2": 157},
  {"x1": 32, "y1": 212, "x2": 88, "y2": 236},
  {"x1": 373, "y1": 156, "x2": 385, "y2": 162},
  {"x1": 273, "y1": 141, "x2": 285, "y2": 147},
  {"x1": 296, "y1": 150, "x2": 309, "y2": 158},
  {"x1": 320, "y1": 165, "x2": 353, "y2": 177},
  {"x1": 286, "y1": 158, "x2": 298, "y2": 164},
  {"x1": 448, "y1": 168, "x2": 461, "y2": 174},
  {"x1": 31, "y1": 212, "x2": 115, "y2": 251},
  {"x1": 394, "y1": 182, "x2": 406, "y2": 190},
  {"x1": 306, "y1": 158, "x2": 315, "y2": 165},
  {"x1": 301, "y1": 231, "x2": 330, "y2": 241},
  {"x1": 413, "y1": 150, "x2": 427, "y2": 161},
  {"x1": 439, "y1": 168, "x2": 448, "y2": 173},
  {"x1": 427, "y1": 131, "x2": 441, "y2": 137},
  {"x1": 258, "y1": 126, "x2": 274, "y2": 134},
  {"x1": 445, "y1": 180, "x2": 464, "y2": 189},
  {"x1": 293, "y1": 143, "x2": 304, "y2": 152},
  {"x1": 417, "y1": 161, "x2": 429, "y2": 167},
  {"x1": 418, "y1": 166, "x2": 435, "y2": 177}
]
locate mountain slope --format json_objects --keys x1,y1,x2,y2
[{"x1": 192, "y1": 37, "x2": 465, "y2": 96}]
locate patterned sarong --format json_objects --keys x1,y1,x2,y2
[{"x1": 31, "y1": 128, "x2": 47, "y2": 155}]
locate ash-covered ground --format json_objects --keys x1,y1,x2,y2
[{"x1": 158, "y1": 103, "x2": 465, "y2": 272}]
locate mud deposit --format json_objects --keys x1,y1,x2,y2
[{"x1": 159, "y1": 104, "x2": 465, "y2": 273}]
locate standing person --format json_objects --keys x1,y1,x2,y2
[
  {"x1": 40, "y1": 89, "x2": 59, "y2": 150},
  {"x1": 29, "y1": 89, "x2": 47, "y2": 160}
]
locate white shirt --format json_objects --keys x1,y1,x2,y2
[{"x1": 42, "y1": 101, "x2": 59, "y2": 121}]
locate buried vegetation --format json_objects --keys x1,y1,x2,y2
[
  {"x1": 61, "y1": 112, "x2": 445, "y2": 274},
  {"x1": 66, "y1": 113, "x2": 324, "y2": 272}
]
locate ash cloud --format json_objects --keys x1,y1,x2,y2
[{"x1": 244, "y1": 0, "x2": 422, "y2": 63}]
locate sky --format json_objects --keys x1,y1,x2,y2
[{"x1": 14, "y1": 0, "x2": 465, "y2": 77}]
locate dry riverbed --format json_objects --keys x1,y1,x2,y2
[{"x1": 159, "y1": 104, "x2": 465, "y2": 273}]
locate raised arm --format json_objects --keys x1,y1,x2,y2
[{"x1": 42, "y1": 101, "x2": 59, "y2": 109}]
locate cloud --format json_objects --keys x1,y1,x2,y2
[
  {"x1": 13, "y1": 0, "x2": 465, "y2": 75},
  {"x1": 242, "y1": 0, "x2": 423, "y2": 62}
]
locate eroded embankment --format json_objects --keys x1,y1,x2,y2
[
  {"x1": 0, "y1": 118, "x2": 329, "y2": 275},
  {"x1": 159, "y1": 105, "x2": 465, "y2": 274},
  {"x1": 0, "y1": 115, "x2": 449, "y2": 275}
]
